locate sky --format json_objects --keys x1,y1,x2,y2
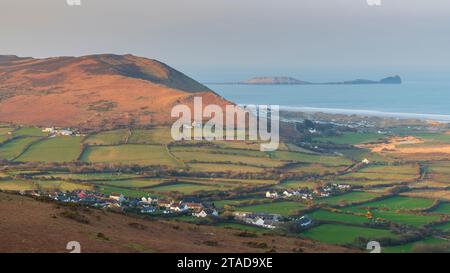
[{"x1": 1, "y1": 0, "x2": 449, "y2": 81}]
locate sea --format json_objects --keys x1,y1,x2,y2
[{"x1": 207, "y1": 81, "x2": 450, "y2": 122}]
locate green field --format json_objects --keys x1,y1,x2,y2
[
  {"x1": 339, "y1": 164, "x2": 418, "y2": 182},
  {"x1": 276, "y1": 180, "x2": 319, "y2": 190},
  {"x1": 33, "y1": 180, "x2": 93, "y2": 191},
  {"x1": 369, "y1": 210, "x2": 440, "y2": 227},
  {"x1": 129, "y1": 128, "x2": 176, "y2": 145},
  {"x1": 0, "y1": 180, "x2": 37, "y2": 191},
  {"x1": 187, "y1": 163, "x2": 265, "y2": 173},
  {"x1": 84, "y1": 129, "x2": 130, "y2": 145},
  {"x1": 96, "y1": 185, "x2": 154, "y2": 198},
  {"x1": 310, "y1": 210, "x2": 370, "y2": 225},
  {"x1": 432, "y1": 203, "x2": 450, "y2": 214},
  {"x1": 316, "y1": 192, "x2": 380, "y2": 206},
  {"x1": 313, "y1": 132, "x2": 385, "y2": 145},
  {"x1": 383, "y1": 237, "x2": 449, "y2": 253},
  {"x1": 354, "y1": 196, "x2": 435, "y2": 211},
  {"x1": 0, "y1": 179, "x2": 91, "y2": 192},
  {"x1": 0, "y1": 137, "x2": 40, "y2": 161},
  {"x1": 12, "y1": 127, "x2": 47, "y2": 137},
  {"x1": 301, "y1": 224, "x2": 398, "y2": 245},
  {"x1": 15, "y1": 136, "x2": 82, "y2": 163},
  {"x1": 238, "y1": 201, "x2": 306, "y2": 216},
  {"x1": 150, "y1": 182, "x2": 223, "y2": 194},
  {"x1": 87, "y1": 178, "x2": 169, "y2": 188},
  {"x1": 213, "y1": 198, "x2": 268, "y2": 209},
  {"x1": 33, "y1": 172, "x2": 141, "y2": 181},
  {"x1": 269, "y1": 151, "x2": 353, "y2": 166},
  {"x1": 172, "y1": 150, "x2": 283, "y2": 167},
  {"x1": 435, "y1": 222, "x2": 450, "y2": 232},
  {"x1": 81, "y1": 144, "x2": 180, "y2": 167}
]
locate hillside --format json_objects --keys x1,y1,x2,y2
[
  {"x1": 0, "y1": 192, "x2": 355, "y2": 253},
  {"x1": 0, "y1": 54, "x2": 228, "y2": 129}
]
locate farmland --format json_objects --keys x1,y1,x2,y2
[
  {"x1": 237, "y1": 201, "x2": 307, "y2": 216},
  {"x1": 15, "y1": 136, "x2": 83, "y2": 163},
  {"x1": 81, "y1": 144, "x2": 180, "y2": 167},
  {"x1": 316, "y1": 192, "x2": 381, "y2": 206},
  {"x1": 301, "y1": 224, "x2": 398, "y2": 245},
  {"x1": 1, "y1": 125, "x2": 450, "y2": 253}
]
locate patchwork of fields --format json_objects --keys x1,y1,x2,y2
[{"x1": 1, "y1": 127, "x2": 450, "y2": 252}]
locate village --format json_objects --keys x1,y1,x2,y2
[
  {"x1": 6, "y1": 181, "x2": 353, "y2": 232},
  {"x1": 265, "y1": 183, "x2": 352, "y2": 200}
]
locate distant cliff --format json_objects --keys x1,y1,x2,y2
[
  {"x1": 240, "y1": 76, "x2": 310, "y2": 85},
  {"x1": 212, "y1": 75, "x2": 402, "y2": 85},
  {"x1": 328, "y1": 75, "x2": 402, "y2": 85}
]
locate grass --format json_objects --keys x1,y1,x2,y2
[
  {"x1": 301, "y1": 224, "x2": 398, "y2": 245},
  {"x1": 238, "y1": 201, "x2": 307, "y2": 216},
  {"x1": 172, "y1": 150, "x2": 283, "y2": 168},
  {"x1": 354, "y1": 196, "x2": 435, "y2": 211},
  {"x1": 310, "y1": 210, "x2": 370, "y2": 225},
  {"x1": 88, "y1": 178, "x2": 169, "y2": 188},
  {"x1": 84, "y1": 129, "x2": 130, "y2": 145},
  {"x1": 369, "y1": 210, "x2": 440, "y2": 227},
  {"x1": 33, "y1": 172, "x2": 141, "y2": 181},
  {"x1": 15, "y1": 136, "x2": 82, "y2": 163},
  {"x1": 150, "y1": 182, "x2": 222, "y2": 194},
  {"x1": 33, "y1": 180, "x2": 93, "y2": 191},
  {"x1": 269, "y1": 151, "x2": 353, "y2": 166},
  {"x1": 12, "y1": 127, "x2": 47, "y2": 137},
  {"x1": 96, "y1": 185, "x2": 153, "y2": 198},
  {"x1": 383, "y1": 237, "x2": 449, "y2": 253},
  {"x1": 187, "y1": 163, "x2": 264, "y2": 173},
  {"x1": 433, "y1": 203, "x2": 450, "y2": 214},
  {"x1": 276, "y1": 180, "x2": 319, "y2": 190},
  {"x1": 129, "y1": 128, "x2": 173, "y2": 145},
  {"x1": 435, "y1": 222, "x2": 450, "y2": 232},
  {"x1": 313, "y1": 132, "x2": 385, "y2": 145},
  {"x1": 0, "y1": 180, "x2": 37, "y2": 191},
  {"x1": 340, "y1": 164, "x2": 418, "y2": 181},
  {"x1": 0, "y1": 137, "x2": 40, "y2": 161},
  {"x1": 81, "y1": 144, "x2": 180, "y2": 167},
  {"x1": 316, "y1": 192, "x2": 380, "y2": 206},
  {"x1": 213, "y1": 198, "x2": 267, "y2": 209}
]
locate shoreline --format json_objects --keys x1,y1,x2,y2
[{"x1": 275, "y1": 106, "x2": 450, "y2": 123}]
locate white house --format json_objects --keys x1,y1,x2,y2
[
  {"x1": 265, "y1": 191, "x2": 278, "y2": 199},
  {"x1": 283, "y1": 191, "x2": 293, "y2": 197},
  {"x1": 171, "y1": 202, "x2": 189, "y2": 212},
  {"x1": 141, "y1": 196, "x2": 158, "y2": 204},
  {"x1": 42, "y1": 127, "x2": 55, "y2": 133},
  {"x1": 192, "y1": 209, "x2": 219, "y2": 218},
  {"x1": 253, "y1": 218, "x2": 276, "y2": 229},
  {"x1": 362, "y1": 158, "x2": 370, "y2": 164},
  {"x1": 58, "y1": 129, "x2": 74, "y2": 136}
]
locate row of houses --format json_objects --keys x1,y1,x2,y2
[
  {"x1": 233, "y1": 212, "x2": 282, "y2": 229},
  {"x1": 21, "y1": 189, "x2": 219, "y2": 218},
  {"x1": 266, "y1": 183, "x2": 352, "y2": 200},
  {"x1": 42, "y1": 127, "x2": 79, "y2": 137}
]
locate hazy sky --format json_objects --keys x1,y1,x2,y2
[{"x1": 1, "y1": 0, "x2": 449, "y2": 81}]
